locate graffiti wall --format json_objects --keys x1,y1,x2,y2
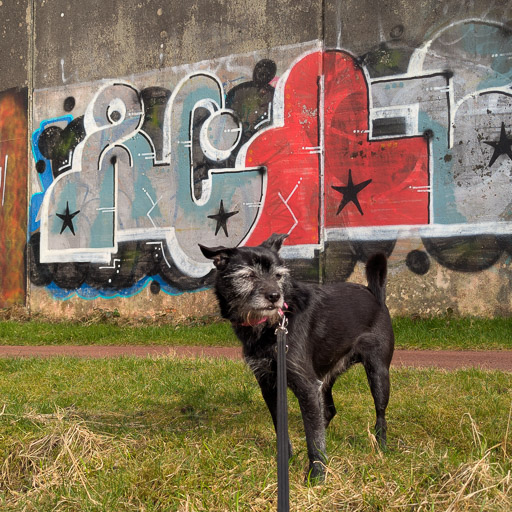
[
  {"x1": 0, "y1": 88, "x2": 28, "y2": 307},
  {"x1": 26, "y1": 20, "x2": 512, "y2": 313}
]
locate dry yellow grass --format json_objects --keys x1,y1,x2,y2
[
  {"x1": 0, "y1": 358, "x2": 510, "y2": 511},
  {"x1": 1, "y1": 408, "x2": 136, "y2": 508}
]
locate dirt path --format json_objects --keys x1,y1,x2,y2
[{"x1": 0, "y1": 345, "x2": 510, "y2": 371}]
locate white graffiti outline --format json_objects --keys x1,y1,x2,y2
[
  {"x1": 142, "y1": 187, "x2": 162, "y2": 229},
  {"x1": 146, "y1": 241, "x2": 172, "y2": 268},
  {"x1": 39, "y1": 81, "x2": 144, "y2": 264},
  {"x1": 277, "y1": 178, "x2": 303, "y2": 236}
]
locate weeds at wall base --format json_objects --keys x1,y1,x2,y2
[{"x1": 0, "y1": 304, "x2": 221, "y2": 328}]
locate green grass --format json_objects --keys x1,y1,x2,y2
[
  {"x1": 0, "y1": 320, "x2": 239, "y2": 347},
  {"x1": 0, "y1": 316, "x2": 511, "y2": 350},
  {"x1": 0, "y1": 357, "x2": 510, "y2": 510},
  {"x1": 392, "y1": 316, "x2": 512, "y2": 350}
]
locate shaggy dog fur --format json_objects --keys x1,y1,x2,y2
[{"x1": 199, "y1": 234, "x2": 394, "y2": 481}]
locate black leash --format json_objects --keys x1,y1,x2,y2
[{"x1": 275, "y1": 313, "x2": 290, "y2": 512}]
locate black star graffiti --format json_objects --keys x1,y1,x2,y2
[
  {"x1": 331, "y1": 169, "x2": 372, "y2": 216},
  {"x1": 56, "y1": 201, "x2": 80, "y2": 235},
  {"x1": 483, "y1": 122, "x2": 512, "y2": 167},
  {"x1": 208, "y1": 200, "x2": 239, "y2": 237}
]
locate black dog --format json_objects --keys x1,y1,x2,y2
[{"x1": 199, "y1": 234, "x2": 394, "y2": 481}]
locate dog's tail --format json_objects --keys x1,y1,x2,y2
[{"x1": 365, "y1": 253, "x2": 388, "y2": 306}]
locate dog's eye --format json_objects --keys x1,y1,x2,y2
[
  {"x1": 247, "y1": 271, "x2": 257, "y2": 280},
  {"x1": 275, "y1": 273, "x2": 283, "y2": 280}
]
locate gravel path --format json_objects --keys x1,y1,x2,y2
[{"x1": 0, "y1": 346, "x2": 510, "y2": 371}]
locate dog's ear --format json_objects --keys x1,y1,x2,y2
[
  {"x1": 260, "y1": 233, "x2": 289, "y2": 252},
  {"x1": 198, "y1": 244, "x2": 234, "y2": 270}
]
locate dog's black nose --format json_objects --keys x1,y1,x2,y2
[{"x1": 266, "y1": 292, "x2": 281, "y2": 304}]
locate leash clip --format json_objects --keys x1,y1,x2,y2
[
  {"x1": 275, "y1": 308, "x2": 288, "y2": 335},
  {"x1": 274, "y1": 308, "x2": 289, "y2": 353}
]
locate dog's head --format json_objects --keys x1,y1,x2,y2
[{"x1": 199, "y1": 234, "x2": 290, "y2": 326}]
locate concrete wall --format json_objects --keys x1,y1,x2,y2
[{"x1": 1, "y1": 0, "x2": 512, "y2": 320}]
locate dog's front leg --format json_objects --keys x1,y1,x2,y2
[
  {"x1": 254, "y1": 372, "x2": 293, "y2": 460},
  {"x1": 292, "y1": 382, "x2": 327, "y2": 483}
]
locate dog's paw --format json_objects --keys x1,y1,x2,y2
[{"x1": 305, "y1": 462, "x2": 325, "y2": 486}]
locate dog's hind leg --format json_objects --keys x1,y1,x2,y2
[{"x1": 358, "y1": 338, "x2": 391, "y2": 449}]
